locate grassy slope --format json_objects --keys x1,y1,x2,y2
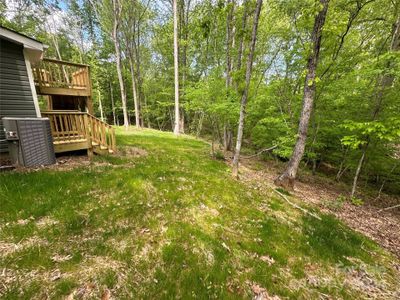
[{"x1": 0, "y1": 129, "x2": 398, "y2": 299}]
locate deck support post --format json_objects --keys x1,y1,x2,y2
[{"x1": 83, "y1": 113, "x2": 93, "y2": 159}]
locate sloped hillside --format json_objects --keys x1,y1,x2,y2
[{"x1": 0, "y1": 129, "x2": 399, "y2": 299}]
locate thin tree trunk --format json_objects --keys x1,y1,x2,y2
[
  {"x1": 110, "y1": 81, "x2": 116, "y2": 126},
  {"x1": 173, "y1": 0, "x2": 180, "y2": 136},
  {"x1": 224, "y1": 0, "x2": 235, "y2": 151},
  {"x1": 134, "y1": 21, "x2": 146, "y2": 127},
  {"x1": 98, "y1": 88, "x2": 104, "y2": 122},
  {"x1": 375, "y1": 163, "x2": 399, "y2": 199},
  {"x1": 129, "y1": 58, "x2": 140, "y2": 128},
  {"x1": 196, "y1": 111, "x2": 204, "y2": 138},
  {"x1": 112, "y1": 0, "x2": 129, "y2": 130},
  {"x1": 225, "y1": 0, "x2": 234, "y2": 89},
  {"x1": 335, "y1": 146, "x2": 348, "y2": 181},
  {"x1": 351, "y1": 142, "x2": 368, "y2": 197},
  {"x1": 236, "y1": 0, "x2": 247, "y2": 72},
  {"x1": 50, "y1": 34, "x2": 70, "y2": 84},
  {"x1": 275, "y1": 0, "x2": 329, "y2": 190},
  {"x1": 232, "y1": 0, "x2": 263, "y2": 177}
]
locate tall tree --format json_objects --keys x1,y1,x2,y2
[
  {"x1": 232, "y1": 0, "x2": 263, "y2": 177},
  {"x1": 111, "y1": 0, "x2": 129, "y2": 129},
  {"x1": 224, "y1": 0, "x2": 235, "y2": 151},
  {"x1": 173, "y1": 0, "x2": 180, "y2": 136},
  {"x1": 90, "y1": 0, "x2": 130, "y2": 129},
  {"x1": 274, "y1": 0, "x2": 329, "y2": 190},
  {"x1": 121, "y1": 1, "x2": 141, "y2": 128}
]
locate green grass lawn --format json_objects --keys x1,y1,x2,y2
[{"x1": 0, "y1": 128, "x2": 399, "y2": 299}]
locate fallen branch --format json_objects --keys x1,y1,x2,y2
[
  {"x1": 241, "y1": 145, "x2": 278, "y2": 159},
  {"x1": 378, "y1": 204, "x2": 400, "y2": 212},
  {"x1": 273, "y1": 189, "x2": 322, "y2": 220}
]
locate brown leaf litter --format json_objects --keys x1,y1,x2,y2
[{"x1": 247, "y1": 281, "x2": 281, "y2": 300}]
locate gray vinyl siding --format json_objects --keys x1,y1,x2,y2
[{"x1": 0, "y1": 38, "x2": 37, "y2": 153}]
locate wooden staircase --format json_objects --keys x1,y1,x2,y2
[{"x1": 41, "y1": 111, "x2": 116, "y2": 155}]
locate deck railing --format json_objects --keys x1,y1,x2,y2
[
  {"x1": 41, "y1": 111, "x2": 116, "y2": 153},
  {"x1": 33, "y1": 59, "x2": 91, "y2": 96},
  {"x1": 89, "y1": 115, "x2": 117, "y2": 152}
]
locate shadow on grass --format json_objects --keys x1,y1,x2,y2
[{"x1": 301, "y1": 214, "x2": 377, "y2": 265}]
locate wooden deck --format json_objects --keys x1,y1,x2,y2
[
  {"x1": 41, "y1": 111, "x2": 116, "y2": 155},
  {"x1": 33, "y1": 58, "x2": 91, "y2": 97},
  {"x1": 32, "y1": 59, "x2": 114, "y2": 156}
]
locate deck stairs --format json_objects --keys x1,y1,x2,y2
[{"x1": 41, "y1": 111, "x2": 116, "y2": 155}]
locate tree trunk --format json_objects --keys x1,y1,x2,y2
[
  {"x1": 224, "y1": 0, "x2": 235, "y2": 152},
  {"x1": 225, "y1": 0, "x2": 234, "y2": 89},
  {"x1": 173, "y1": 0, "x2": 180, "y2": 136},
  {"x1": 98, "y1": 88, "x2": 104, "y2": 122},
  {"x1": 351, "y1": 143, "x2": 368, "y2": 197},
  {"x1": 236, "y1": 0, "x2": 247, "y2": 72},
  {"x1": 112, "y1": 0, "x2": 129, "y2": 130},
  {"x1": 110, "y1": 81, "x2": 116, "y2": 126},
  {"x1": 232, "y1": 0, "x2": 263, "y2": 177},
  {"x1": 275, "y1": 0, "x2": 329, "y2": 190},
  {"x1": 129, "y1": 58, "x2": 140, "y2": 128},
  {"x1": 335, "y1": 147, "x2": 348, "y2": 181}
]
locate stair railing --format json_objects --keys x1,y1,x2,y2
[
  {"x1": 87, "y1": 114, "x2": 116, "y2": 152},
  {"x1": 41, "y1": 111, "x2": 116, "y2": 153}
]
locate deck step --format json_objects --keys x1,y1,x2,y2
[
  {"x1": 54, "y1": 138, "x2": 87, "y2": 145},
  {"x1": 43, "y1": 111, "x2": 115, "y2": 156}
]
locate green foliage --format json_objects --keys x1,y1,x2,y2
[
  {"x1": 213, "y1": 150, "x2": 226, "y2": 160},
  {"x1": 323, "y1": 195, "x2": 346, "y2": 211},
  {"x1": 350, "y1": 196, "x2": 364, "y2": 207}
]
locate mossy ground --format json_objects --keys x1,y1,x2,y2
[{"x1": 0, "y1": 128, "x2": 399, "y2": 299}]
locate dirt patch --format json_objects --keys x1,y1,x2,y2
[
  {"x1": 0, "y1": 236, "x2": 49, "y2": 257},
  {"x1": 237, "y1": 158, "x2": 400, "y2": 259},
  {"x1": 118, "y1": 146, "x2": 148, "y2": 158},
  {"x1": 3, "y1": 146, "x2": 148, "y2": 173},
  {"x1": 36, "y1": 216, "x2": 60, "y2": 228}
]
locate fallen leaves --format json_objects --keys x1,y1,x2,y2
[
  {"x1": 221, "y1": 242, "x2": 231, "y2": 252},
  {"x1": 247, "y1": 281, "x2": 281, "y2": 300},
  {"x1": 50, "y1": 269, "x2": 62, "y2": 281},
  {"x1": 51, "y1": 254, "x2": 72, "y2": 263},
  {"x1": 101, "y1": 288, "x2": 111, "y2": 300},
  {"x1": 139, "y1": 228, "x2": 150, "y2": 234},
  {"x1": 260, "y1": 255, "x2": 275, "y2": 266}
]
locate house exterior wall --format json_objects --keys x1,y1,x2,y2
[{"x1": 0, "y1": 38, "x2": 38, "y2": 153}]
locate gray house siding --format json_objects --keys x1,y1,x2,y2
[{"x1": 0, "y1": 38, "x2": 37, "y2": 153}]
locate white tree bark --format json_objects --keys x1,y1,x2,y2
[
  {"x1": 112, "y1": 0, "x2": 129, "y2": 130},
  {"x1": 110, "y1": 81, "x2": 116, "y2": 126},
  {"x1": 129, "y1": 58, "x2": 140, "y2": 128},
  {"x1": 98, "y1": 89, "x2": 104, "y2": 122},
  {"x1": 173, "y1": 0, "x2": 180, "y2": 136}
]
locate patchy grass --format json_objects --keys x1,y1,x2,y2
[{"x1": 0, "y1": 128, "x2": 399, "y2": 299}]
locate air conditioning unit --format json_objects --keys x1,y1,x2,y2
[{"x1": 2, "y1": 117, "x2": 56, "y2": 167}]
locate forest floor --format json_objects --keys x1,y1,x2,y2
[{"x1": 0, "y1": 128, "x2": 399, "y2": 299}]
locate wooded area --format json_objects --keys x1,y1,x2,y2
[{"x1": 1, "y1": 0, "x2": 399, "y2": 196}]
